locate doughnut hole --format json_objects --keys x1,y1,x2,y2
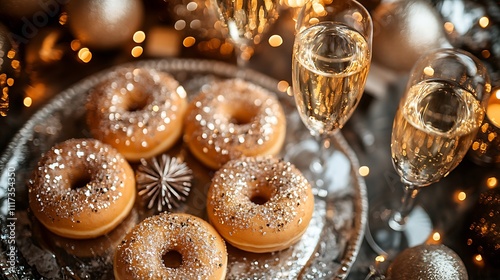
[
  {"x1": 124, "y1": 90, "x2": 151, "y2": 112},
  {"x1": 249, "y1": 186, "x2": 274, "y2": 205},
  {"x1": 67, "y1": 161, "x2": 93, "y2": 190},
  {"x1": 222, "y1": 103, "x2": 256, "y2": 125},
  {"x1": 70, "y1": 172, "x2": 92, "y2": 190},
  {"x1": 162, "y1": 250, "x2": 183, "y2": 269}
]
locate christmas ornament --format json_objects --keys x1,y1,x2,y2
[
  {"x1": 65, "y1": 0, "x2": 144, "y2": 50},
  {"x1": 466, "y1": 188, "x2": 500, "y2": 265},
  {"x1": 136, "y1": 154, "x2": 193, "y2": 212},
  {"x1": 0, "y1": 0, "x2": 45, "y2": 19},
  {"x1": 433, "y1": 0, "x2": 500, "y2": 82},
  {"x1": 386, "y1": 244, "x2": 468, "y2": 280},
  {"x1": 0, "y1": 23, "x2": 22, "y2": 117},
  {"x1": 371, "y1": 0, "x2": 450, "y2": 72}
]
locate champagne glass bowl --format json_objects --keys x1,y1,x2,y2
[
  {"x1": 290, "y1": 0, "x2": 373, "y2": 193},
  {"x1": 366, "y1": 48, "x2": 492, "y2": 258}
]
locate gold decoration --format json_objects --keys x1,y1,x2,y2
[{"x1": 65, "y1": 0, "x2": 144, "y2": 50}]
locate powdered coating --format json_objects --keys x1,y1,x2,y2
[{"x1": 114, "y1": 212, "x2": 227, "y2": 280}]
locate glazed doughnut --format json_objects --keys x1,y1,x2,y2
[
  {"x1": 206, "y1": 156, "x2": 314, "y2": 253},
  {"x1": 183, "y1": 79, "x2": 286, "y2": 169},
  {"x1": 114, "y1": 212, "x2": 227, "y2": 280},
  {"x1": 86, "y1": 67, "x2": 188, "y2": 161},
  {"x1": 28, "y1": 138, "x2": 136, "y2": 239}
]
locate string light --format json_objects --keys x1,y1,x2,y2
[
  {"x1": 444, "y1": 22, "x2": 454, "y2": 34},
  {"x1": 70, "y1": 40, "x2": 81, "y2": 51},
  {"x1": 473, "y1": 254, "x2": 485, "y2": 268},
  {"x1": 183, "y1": 36, "x2": 196, "y2": 47},
  {"x1": 456, "y1": 191, "x2": 467, "y2": 202},
  {"x1": 77, "y1": 47, "x2": 92, "y2": 63},
  {"x1": 219, "y1": 42, "x2": 233, "y2": 55},
  {"x1": 432, "y1": 231, "x2": 441, "y2": 242},
  {"x1": 482, "y1": 50, "x2": 491, "y2": 58},
  {"x1": 133, "y1": 31, "x2": 146, "y2": 43},
  {"x1": 486, "y1": 177, "x2": 498, "y2": 189},
  {"x1": 186, "y1": 1, "x2": 198, "y2": 11},
  {"x1": 375, "y1": 255, "x2": 386, "y2": 263},
  {"x1": 479, "y1": 16, "x2": 489, "y2": 28},
  {"x1": 131, "y1": 46, "x2": 143, "y2": 57},
  {"x1": 175, "y1": 20, "x2": 186, "y2": 31},
  {"x1": 424, "y1": 66, "x2": 434, "y2": 76},
  {"x1": 23, "y1": 97, "x2": 32, "y2": 107},
  {"x1": 277, "y1": 80, "x2": 289, "y2": 92},
  {"x1": 358, "y1": 166, "x2": 370, "y2": 177},
  {"x1": 59, "y1": 12, "x2": 67, "y2": 25},
  {"x1": 268, "y1": 35, "x2": 283, "y2": 47}
]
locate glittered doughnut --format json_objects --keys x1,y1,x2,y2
[
  {"x1": 114, "y1": 212, "x2": 227, "y2": 280},
  {"x1": 86, "y1": 67, "x2": 188, "y2": 161},
  {"x1": 183, "y1": 79, "x2": 287, "y2": 169},
  {"x1": 28, "y1": 138, "x2": 136, "y2": 239},
  {"x1": 206, "y1": 156, "x2": 314, "y2": 253}
]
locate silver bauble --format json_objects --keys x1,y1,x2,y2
[
  {"x1": 66, "y1": 0, "x2": 144, "y2": 50},
  {"x1": 371, "y1": 0, "x2": 450, "y2": 72},
  {"x1": 386, "y1": 244, "x2": 468, "y2": 280}
]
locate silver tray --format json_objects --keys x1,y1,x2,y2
[{"x1": 0, "y1": 59, "x2": 367, "y2": 279}]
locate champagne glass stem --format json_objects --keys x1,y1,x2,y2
[
  {"x1": 311, "y1": 133, "x2": 329, "y2": 174},
  {"x1": 235, "y1": 44, "x2": 251, "y2": 68},
  {"x1": 388, "y1": 185, "x2": 421, "y2": 232}
]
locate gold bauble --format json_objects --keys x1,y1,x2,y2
[
  {"x1": 0, "y1": 0, "x2": 44, "y2": 19},
  {"x1": 371, "y1": 0, "x2": 450, "y2": 73},
  {"x1": 387, "y1": 244, "x2": 468, "y2": 280},
  {"x1": 66, "y1": 0, "x2": 144, "y2": 50}
]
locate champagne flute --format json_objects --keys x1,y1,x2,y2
[
  {"x1": 366, "y1": 48, "x2": 491, "y2": 258},
  {"x1": 291, "y1": 0, "x2": 372, "y2": 191},
  {"x1": 211, "y1": 0, "x2": 280, "y2": 66}
]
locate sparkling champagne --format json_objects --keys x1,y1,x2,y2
[
  {"x1": 292, "y1": 22, "x2": 370, "y2": 135},
  {"x1": 213, "y1": 0, "x2": 279, "y2": 45},
  {"x1": 391, "y1": 80, "x2": 484, "y2": 186}
]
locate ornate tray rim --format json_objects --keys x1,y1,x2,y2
[{"x1": 0, "y1": 58, "x2": 368, "y2": 279}]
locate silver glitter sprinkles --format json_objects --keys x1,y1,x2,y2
[
  {"x1": 183, "y1": 78, "x2": 286, "y2": 168},
  {"x1": 136, "y1": 154, "x2": 193, "y2": 211}
]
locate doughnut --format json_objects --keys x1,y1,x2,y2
[
  {"x1": 206, "y1": 156, "x2": 314, "y2": 253},
  {"x1": 86, "y1": 67, "x2": 188, "y2": 161},
  {"x1": 183, "y1": 79, "x2": 286, "y2": 169},
  {"x1": 28, "y1": 138, "x2": 136, "y2": 239},
  {"x1": 114, "y1": 212, "x2": 227, "y2": 280}
]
